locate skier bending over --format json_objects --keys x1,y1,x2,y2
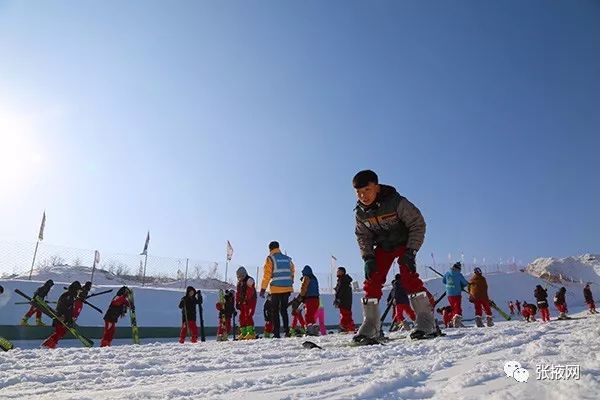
[
  {"x1": 42, "y1": 281, "x2": 81, "y2": 349},
  {"x1": 554, "y1": 287, "x2": 569, "y2": 320},
  {"x1": 21, "y1": 280, "x2": 54, "y2": 326},
  {"x1": 521, "y1": 301, "x2": 537, "y2": 322},
  {"x1": 101, "y1": 286, "x2": 131, "y2": 347},
  {"x1": 352, "y1": 170, "x2": 437, "y2": 342}
]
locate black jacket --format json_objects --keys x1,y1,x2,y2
[
  {"x1": 554, "y1": 290, "x2": 566, "y2": 305},
  {"x1": 584, "y1": 287, "x2": 594, "y2": 303},
  {"x1": 179, "y1": 296, "x2": 200, "y2": 323},
  {"x1": 534, "y1": 286, "x2": 549, "y2": 308},
  {"x1": 334, "y1": 274, "x2": 353, "y2": 309},
  {"x1": 33, "y1": 284, "x2": 52, "y2": 300},
  {"x1": 55, "y1": 291, "x2": 77, "y2": 325}
]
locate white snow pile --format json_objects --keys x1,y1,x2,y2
[
  {"x1": 1, "y1": 315, "x2": 599, "y2": 399},
  {"x1": 5, "y1": 264, "x2": 233, "y2": 290},
  {"x1": 525, "y1": 254, "x2": 600, "y2": 285}
]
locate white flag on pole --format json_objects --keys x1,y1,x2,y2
[
  {"x1": 226, "y1": 240, "x2": 234, "y2": 261},
  {"x1": 38, "y1": 211, "x2": 46, "y2": 241}
]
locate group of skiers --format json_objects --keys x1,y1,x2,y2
[
  {"x1": 17, "y1": 279, "x2": 133, "y2": 348},
  {"x1": 7, "y1": 169, "x2": 599, "y2": 348}
]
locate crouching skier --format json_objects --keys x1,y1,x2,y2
[
  {"x1": 101, "y1": 286, "x2": 131, "y2": 347},
  {"x1": 351, "y1": 170, "x2": 438, "y2": 343}
]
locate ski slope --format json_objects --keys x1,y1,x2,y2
[{"x1": 0, "y1": 314, "x2": 598, "y2": 399}]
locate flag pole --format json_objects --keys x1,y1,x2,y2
[
  {"x1": 28, "y1": 241, "x2": 40, "y2": 281},
  {"x1": 90, "y1": 250, "x2": 100, "y2": 284},
  {"x1": 142, "y1": 253, "x2": 148, "y2": 286}
]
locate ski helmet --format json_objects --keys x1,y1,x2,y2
[
  {"x1": 45, "y1": 279, "x2": 54, "y2": 287},
  {"x1": 117, "y1": 286, "x2": 129, "y2": 296},
  {"x1": 236, "y1": 267, "x2": 248, "y2": 280},
  {"x1": 68, "y1": 281, "x2": 82, "y2": 293},
  {"x1": 452, "y1": 262, "x2": 462, "y2": 271},
  {"x1": 474, "y1": 267, "x2": 482, "y2": 275}
]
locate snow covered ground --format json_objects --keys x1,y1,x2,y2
[{"x1": 1, "y1": 313, "x2": 599, "y2": 400}]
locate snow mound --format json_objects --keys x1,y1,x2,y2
[
  {"x1": 524, "y1": 254, "x2": 600, "y2": 285},
  {"x1": 5, "y1": 264, "x2": 233, "y2": 290}
]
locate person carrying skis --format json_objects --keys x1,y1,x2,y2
[
  {"x1": 508, "y1": 301, "x2": 515, "y2": 315},
  {"x1": 468, "y1": 267, "x2": 494, "y2": 327},
  {"x1": 235, "y1": 267, "x2": 257, "y2": 339},
  {"x1": 554, "y1": 287, "x2": 569, "y2": 319},
  {"x1": 216, "y1": 289, "x2": 236, "y2": 341},
  {"x1": 389, "y1": 273, "x2": 416, "y2": 331},
  {"x1": 292, "y1": 265, "x2": 320, "y2": 336},
  {"x1": 352, "y1": 170, "x2": 436, "y2": 342},
  {"x1": 290, "y1": 298, "x2": 306, "y2": 336},
  {"x1": 21, "y1": 279, "x2": 54, "y2": 326},
  {"x1": 73, "y1": 281, "x2": 92, "y2": 321},
  {"x1": 443, "y1": 262, "x2": 469, "y2": 328},
  {"x1": 515, "y1": 300, "x2": 521, "y2": 314},
  {"x1": 534, "y1": 285, "x2": 551, "y2": 322},
  {"x1": 101, "y1": 286, "x2": 131, "y2": 347},
  {"x1": 179, "y1": 286, "x2": 200, "y2": 343},
  {"x1": 263, "y1": 293, "x2": 274, "y2": 338},
  {"x1": 42, "y1": 281, "x2": 81, "y2": 349},
  {"x1": 583, "y1": 284, "x2": 597, "y2": 314},
  {"x1": 259, "y1": 241, "x2": 295, "y2": 338},
  {"x1": 334, "y1": 267, "x2": 355, "y2": 333},
  {"x1": 522, "y1": 301, "x2": 537, "y2": 322}
]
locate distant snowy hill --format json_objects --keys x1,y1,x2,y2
[{"x1": 524, "y1": 254, "x2": 600, "y2": 284}]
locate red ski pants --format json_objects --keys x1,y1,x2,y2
[
  {"x1": 304, "y1": 298, "x2": 319, "y2": 326},
  {"x1": 339, "y1": 307, "x2": 355, "y2": 331},
  {"x1": 73, "y1": 300, "x2": 84, "y2": 320},
  {"x1": 473, "y1": 299, "x2": 492, "y2": 317},
  {"x1": 555, "y1": 304, "x2": 567, "y2": 313},
  {"x1": 101, "y1": 321, "x2": 117, "y2": 347},
  {"x1": 393, "y1": 303, "x2": 416, "y2": 322},
  {"x1": 364, "y1": 246, "x2": 426, "y2": 300},
  {"x1": 539, "y1": 307, "x2": 550, "y2": 322},
  {"x1": 42, "y1": 323, "x2": 67, "y2": 349},
  {"x1": 179, "y1": 321, "x2": 198, "y2": 343},
  {"x1": 264, "y1": 321, "x2": 273, "y2": 334},
  {"x1": 291, "y1": 310, "x2": 306, "y2": 328},
  {"x1": 588, "y1": 301, "x2": 596, "y2": 311},
  {"x1": 239, "y1": 302, "x2": 256, "y2": 327},
  {"x1": 25, "y1": 305, "x2": 42, "y2": 319},
  {"x1": 442, "y1": 310, "x2": 453, "y2": 327},
  {"x1": 448, "y1": 295, "x2": 463, "y2": 317},
  {"x1": 217, "y1": 317, "x2": 231, "y2": 336}
]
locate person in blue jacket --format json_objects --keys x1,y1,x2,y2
[{"x1": 442, "y1": 262, "x2": 469, "y2": 327}]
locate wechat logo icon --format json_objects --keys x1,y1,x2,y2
[{"x1": 504, "y1": 361, "x2": 529, "y2": 383}]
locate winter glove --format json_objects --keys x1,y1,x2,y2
[
  {"x1": 364, "y1": 257, "x2": 377, "y2": 280},
  {"x1": 400, "y1": 249, "x2": 417, "y2": 273},
  {"x1": 259, "y1": 289, "x2": 266, "y2": 298}
]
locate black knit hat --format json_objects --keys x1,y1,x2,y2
[
  {"x1": 452, "y1": 262, "x2": 462, "y2": 271},
  {"x1": 352, "y1": 170, "x2": 378, "y2": 189}
]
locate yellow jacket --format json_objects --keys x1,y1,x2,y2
[{"x1": 260, "y1": 248, "x2": 295, "y2": 294}]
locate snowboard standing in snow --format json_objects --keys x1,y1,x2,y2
[{"x1": 127, "y1": 288, "x2": 140, "y2": 344}]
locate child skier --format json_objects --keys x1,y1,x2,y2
[
  {"x1": 389, "y1": 274, "x2": 416, "y2": 331},
  {"x1": 21, "y1": 279, "x2": 54, "y2": 326},
  {"x1": 352, "y1": 170, "x2": 435, "y2": 342},
  {"x1": 468, "y1": 267, "x2": 493, "y2": 327},
  {"x1": 294, "y1": 265, "x2": 320, "y2": 336},
  {"x1": 436, "y1": 306, "x2": 454, "y2": 328},
  {"x1": 515, "y1": 300, "x2": 521, "y2": 314},
  {"x1": 235, "y1": 267, "x2": 257, "y2": 339},
  {"x1": 101, "y1": 286, "x2": 131, "y2": 347},
  {"x1": 73, "y1": 281, "x2": 92, "y2": 321},
  {"x1": 290, "y1": 299, "x2": 306, "y2": 336},
  {"x1": 583, "y1": 284, "x2": 597, "y2": 314},
  {"x1": 443, "y1": 262, "x2": 469, "y2": 328},
  {"x1": 41, "y1": 281, "x2": 81, "y2": 349},
  {"x1": 522, "y1": 301, "x2": 537, "y2": 322},
  {"x1": 216, "y1": 289, "x2": 236, "y2": 341},
  {"x1": 554, "y1": 287, "x2": 569, "y2": 319},
  {"x1": 508, "y1": 301, "x2": 515, "y2": 315},
  {"x1": 333, "y1": 267, "x2": 355, "y2": 333},
  {"x1": 263, "y1": 294, "x2": 274, "y2": 338},
  {"x1": 178, "y1": 286, "x2": 200, "y2": 343},
  {"x1": 534, "y1": 285, "x2": 551, "y2": 322},
  {"x1": 316, "y1": 298, "x2": 327, "y2": 336}
]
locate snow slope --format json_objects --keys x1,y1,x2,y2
[
  {"x1": 0, "y1": 315, "x2": 599, "y2": 400},
  {"x1": 525, "y1": 254, "x2": 600, "y2": 285}
]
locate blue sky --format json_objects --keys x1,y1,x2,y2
[{"x1": 0, "y1": 1, "x2": 599, "y2": 276}]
